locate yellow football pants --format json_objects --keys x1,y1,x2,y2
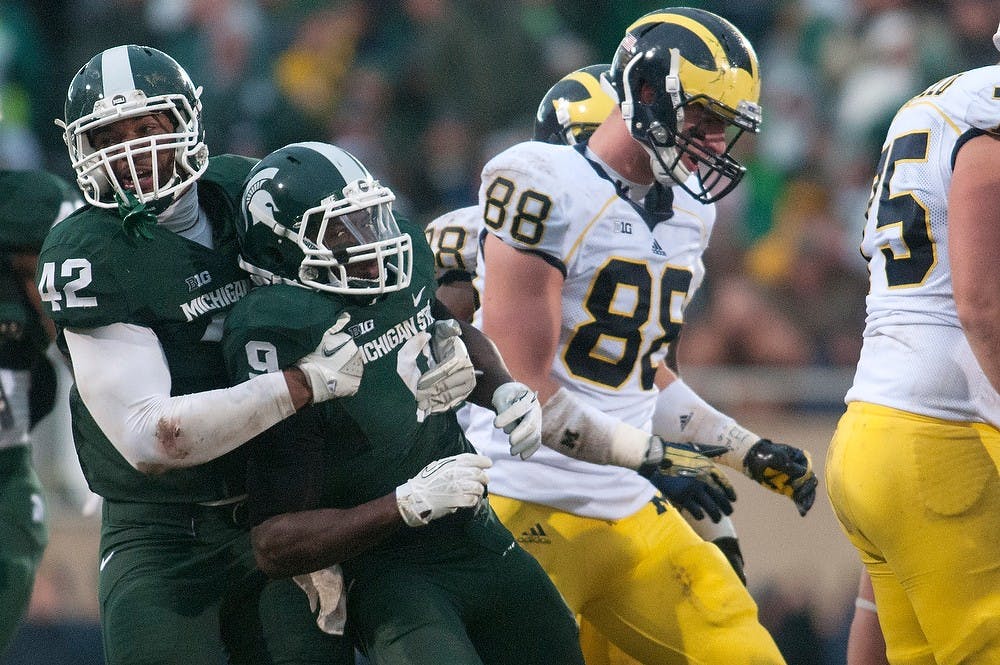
[
  {"x1": 827, "y1": 402, "x2": 1000, "y2": 665},
  {"x1": 489, "y1": 493, "x2": 785, "y2": 664}
]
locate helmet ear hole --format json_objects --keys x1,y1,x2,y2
[{"x1": 638, "y1": 82, "x2": 657, "y2": 105}]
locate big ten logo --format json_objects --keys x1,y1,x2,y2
[
  {"x1": 185, "y1": 271, "x2": 213, "y2": 291},
  {"x1": 349, "y1": 318, "x2": 376, "y2": 337},
  {"x1": 614, "y1": 220, "x2": 633, "y2": 235}
]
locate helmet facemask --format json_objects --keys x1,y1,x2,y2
[
  {"x1": 64, "y1": 92, "x2": 206, "y2": 211},
  {"x1": 243, "y1": 176, "x2": 413, "y2": 297},
  {"x1": 297, "y1": 179, "x2": 413, "y2": 296},
  {"x1": 620, "y1": 47, "x2": 761, "y2": 204},
  {"x1": 58, "y1": 45, "x2": 208, "y2": 211}
]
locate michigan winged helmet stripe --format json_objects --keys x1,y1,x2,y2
[
  {"x1": 534, "y1": 64, "x2": 615, "y2": 145},
  {"x1": 625, "y1": 8, "x2": 759, "y2": 116}
]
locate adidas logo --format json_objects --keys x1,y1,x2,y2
[
  {"x1": 679, "y1": 413, "x2": 692, "y2": 431},
  {"x1": 651, "y1": 239, "x2": 666, "y2": 256},
  {"x1": 517, "y1": 522, "x2": 551, "y2": 545}
]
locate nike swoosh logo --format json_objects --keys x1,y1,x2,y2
[
  {"x1": 412, "y1": 286, "x2": 426, "y2": 307},
  {"x1": 419, "y1": 457, "x2": 454, "y2": 478},
  {"x1": 100, "y1": 551, "x2": 115, "y2": 571},
  {"x1": 322, "y1": 339, "x2": 352, "y2": 357}
]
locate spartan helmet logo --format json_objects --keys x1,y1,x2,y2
[{"x1": 243, "y1": 167, "x2": 282, "y2": 231}]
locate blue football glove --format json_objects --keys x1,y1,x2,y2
[
  {"x1": 742, "y1": 439, "x2": 817, "y2": 516},
  {"x1": 643, "y1": 439, "x2": 736, "y2": 523}
]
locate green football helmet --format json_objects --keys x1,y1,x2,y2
[
  {"x1": 608, "y1": 7, "x2": 762, "y2": 202},
  {"x1": 239, "y1": 142, "x2": 413, "y2": 296},
  {"x1": 533, "y1": 64, "x2": 614, "y2": 146},
  {"x1": 58, "y1": 44, "x2": 208, "y2": 209}
]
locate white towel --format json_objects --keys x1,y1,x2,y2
[{"x1": 293, "y1": 564, "x2": 347, "y2": 635}]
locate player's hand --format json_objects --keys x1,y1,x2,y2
[
  {"x1": 296, "y1": 312, "x2": 364, "y2": 403},
  {"x1": 415, "y1": 319, "x2": 477, "y2": 416},
  {"x1": 644, "y1": 438, "x2": 736, "y2": 522},
  {"x1": 742, "y1": 439, "x2": 817, "y2": 516},
  {"x1": 395, "y1": 453, "x2": 492, "y2": 527},
  {"x1": 492, "y1": 382, "x2": 541, "y2": 459}
]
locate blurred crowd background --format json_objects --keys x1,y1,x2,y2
[{"x1": 3, "y1": 0, "x2": 999, "y2": 663}]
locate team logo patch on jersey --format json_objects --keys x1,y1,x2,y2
[
  {"x1": 651, "y1": 239, "x2": 666, "y2": 256},
  {"x1": 185, "y1": 271, "x2": 213, "y2": 291},
  {"x1": 349, "y1": 319, "x2": 375, "y2": 337},
  {"x1": 614, "y1": 220, "x2": 633, "y2": 235}
]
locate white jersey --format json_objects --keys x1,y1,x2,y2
[
  {"x1": 424, "y1": 205, "x2": 481, "y2": 285},
  {"x1": 846, "y1": 65, "x2": 1000, "y2": 426},
  {"x1": 465, "y1": 141, "x2": 714, "y2": 519}
]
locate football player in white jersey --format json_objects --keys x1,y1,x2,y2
[
  {"x1": 459, "y1": 8, "x2": 819, "y2": 664},
  {"x1": 429, "y1": 62, "x2": 753, "y2": 578},
  {"x1": 826, "y1": 25, "x2": 1000, "y2": 665}
]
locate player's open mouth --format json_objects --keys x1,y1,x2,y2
[{"x1": 123, "y1": 168, "x2": 155, "y2": 192}]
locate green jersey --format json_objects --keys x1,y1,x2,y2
[
  {"x1": 0, "y1": 170, "x2": 80, "y2": 424},
  {"x1": 35, "y1": 155, "x2": 257, "y2": 502},
  {"x1": 0, "y1": 169, "x2": 80, "y2": 254},
  {"x1": 222, "y1": 221, "x2": 474, "y2": 517}
]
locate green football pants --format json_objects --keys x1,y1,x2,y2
[
  {"x1": 345, "y1": 502, "x2": 584, "y2": 665},
  {"x1": 99, "y1": 498, "x2": 351, "y2": 665},
  {"x1": 0, "y1": 445, "x2": 48, "y2": 654}
]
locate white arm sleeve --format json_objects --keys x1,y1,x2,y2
[
  {"x1": 541, "y1": 386, "x2": 655, "y2": 470},
  {"x1": 65, "y1": 323, "x2": 296, "y2": 473},
  {"x1": 651, "y1": 378, "x2": 758, "y2": 470}
]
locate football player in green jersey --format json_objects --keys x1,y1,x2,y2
[
  {"x1": 0, "y1": 167, "x2": 80, "y2": 655},
  {"x1": 222, "y1": 141, "x2": 585, "y2": 665},
  {"x1": 35, "y1": 45, "x2": 380, "y2": 665}
]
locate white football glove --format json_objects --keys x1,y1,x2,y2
[
  {"x1": 395, "y1": 453, "x2": 492, "y2": 527},
  {"x1": 492, "y1": 382, "x2": 541, "y2": 459},
  {"x1": 414, "y1": 319, "x2": 477, "y2": 416},
  {"x1": 296, "y1": 312, "x2": 364, "y2": 403}
]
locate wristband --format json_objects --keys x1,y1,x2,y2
[
  {"x1": 651, "y1": 379, "x2": 758, "y2": 469},
  {"x1": 855, "y1": 597, "x2": 878, "y2": 613},
  {"x1": 541, "y1": 387, "x2": 651, "y2": 469}
]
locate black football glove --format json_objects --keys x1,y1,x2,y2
[
  {"x1": 642, "y1": 439, "x2": 737, "y2": 523},
  {"x1": 742, "y1": 439, "x2": 817, "y2": 516}
]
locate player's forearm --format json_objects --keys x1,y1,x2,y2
[
  {"x1": 950, "y1": 132, "x2": 1000, "y2": 394},
  {"x1": 454, "y1": 319, "x2": 513, "y2": 407},
  {"x1": 541, "y1": 386, "x2": 655, "y2": 470},
  {"x1": 251, "y1": 495, "x2": 403, "y2": 578},
  {"x1": 66, "y1": 324, "x2": 296, "y2": 473},
  {"x1": 651, "y1": 378, "x2": 757, "y2": 470}
]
